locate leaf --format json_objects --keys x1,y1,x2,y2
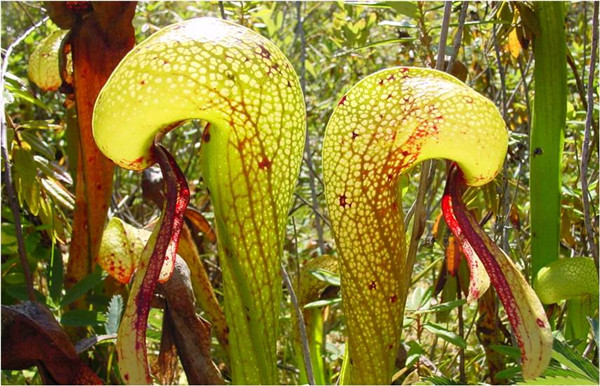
[
  {"x1": 183, "y1": 207, "x2": 216, "y2": 243},
  {"x1": 515, "y1": 3, "x2": 541, "y2": 37},
  {"x1": 97, "y1": 217, "x2": 148, "y2": 284},
  {"x1": 40, "y1": 177, "x2": 75, "y2": 211},
  {"x1": 19, "y1": 131, "x2": 55, "y2": 160},
  {"x1": 309, "y1": 268, "x2": 340, "y2": 287},
  {"x1": 3, "y1": 285, "x2": 45, "y2": 303},
  {"x1": 27, "y1": 30, "x2": 68, "y2": 91},
  {"x1": 104, "y1": 294, "x2": 123, "y2": 335},
  {"x1": 517, "y1": 375, "x2": 596, "y2": 385},
  {"x1": 350, "y1": 1, "x2": 418, "y2": 18},
  {"x1": 422, "y1": 375, "x2": 463, "y2": 385},
  {"x1": 47, "y1": 247, "x2": 64, "y2": 302},
  {"x1": 534, "y1": 258, "x2": 598, "y2": 304},
  {"x1": 542, "y1": 365, "x2": 598, "y2": 382},
  {"x1": 496, "y1": 366, "x2": 521, "y2": 381},
  {"x1": 406, "y1": 286, "x2": 428, "y2": 311},
  {"x1": 384, "y1": 1, "x2": 417, "y2": 18},
  {"x1": 17, "y1": 120, "x2": 63, "y2": 131},
  {"x1": 353, "y1": 37, "x2": 415, "y2": 51},
  {"x1": 74, "y1": 334, "x2": 117, "y2": 354},
  {"x1": 60, "y1": 266, "x2": 105, "y2": 307},
  {"x1": 4, "y1": 83, "x2": 50, "y2": 110},
  {"x1": 405, "y1": 341, "x2": 425, "y2": 368},
  {"x1": 160, "y1": 257, "x2": 223, "y2": 384},
  {"x1": 34, "y1": 155, "x2": 73, "y2": 185},
  {"x1": 490, "y1": 344, "x2": 521, "y2": 359},
  {"x1": 60, "y1": 309, "x2": 106, "y2": 327},
  {"x1": 1, "y1": 223, "x2": 18, "y2": 247},
  {"x1": 413, "y1": 299, "x2": 466, "y2": 315},
  {"x1": 298, "y1": 254, "x2": 339, "y2": 305},
  {"x1": 12, "y1": 147, "x2": 40, "y2": 216},
  {"x1": 303, "y1": 298, "x2": 342, "y2": 309},
  {"x1": 1, "y1": 302, "x2": 102, "y2": 384},
  {"x1": 443, "y1": 166, "x2": 552, "y2": 379},
  {"x1": 508, "y1": 28, "x2": 522, "y2": 58},
  {"x1": 552, "y1": 336, "x2": 599, "y2": 382},
  {"x1": 423, "y1": 322, "x2": 467, "y2": 349}
]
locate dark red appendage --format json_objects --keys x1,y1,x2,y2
[
  {"x1": 133, "y1": 144, "x2": 190, "y2": 362},
  {"x1": 441, "y1": 164, "x2": 525, "y2": 354}
]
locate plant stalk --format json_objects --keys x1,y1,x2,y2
[
  {"x1": 282, "y1": 264, "x2": 315, "y2": 385},
  {"x1": 581, "y1": 1, "x2": 599, "y2": 268},
  {"x1": 296, "y1": 1, "x2": 326, "y2": 255},
  {"x1": 530, "y1": 2, "x2": 567, "y2": 280}
]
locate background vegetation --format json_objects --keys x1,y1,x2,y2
[{"x1": 1, "y1": 1, "x2": 598, "y2": 384}]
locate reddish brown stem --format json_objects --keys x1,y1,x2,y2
[
  {"x1": 133, "y1": 144, "x2": 189, "y2": 359},
  {"x1": 57, "y1": 2, "x2": 136, "y2": 290}
]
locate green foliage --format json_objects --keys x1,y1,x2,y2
[
  {"x1": 60, "y1": 267, "x2": 106, "y2": 307},
  {"x1": 104, "y1": 294, "x2": 123, "y2": 336}
]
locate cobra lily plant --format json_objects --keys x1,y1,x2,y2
[
  {"x1": 322, "y1": 67, "x2": 552, "y2": 384},
  {"x1": 93, "y1": 18, "x2": 305, "y2": 384}
]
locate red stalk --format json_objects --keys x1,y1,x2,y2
[{"x1": 132, "y1": 144, "x2": 190, "y2": 356}]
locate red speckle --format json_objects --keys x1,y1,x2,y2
[
  {"x1": 464, "y1": 96, "x2": 473, "y2": 104},
  {"x1": 124, "y1": 374, "x2": 129, "y2": 381},
  {"x1": 338, "y1": 95, "x2": 347, "y2": 106},
  {"x1": 388, "y1": 343, "x2": 394, "y2": 349},
  {"x1": 387, "y1": 74, "x2": 396, "y2": 81},
  {"x1": 287, "y1": 80, "x2": 292, "y2": 88},
  {"x1": 378, "y1": 79, "x2": 385, "y2": 86},
  {"x1": 391, "y1": 202, "x2": 398, "y2": 211},
  {"x1": 351, "y1": 131, "x2": 359, "y2": 139},
  {"x1": 536, "y1": 318, "x2": 545, "y2": 328},
  {"x1": 140, "y1": 80, "x2": 146, "y2": 85},
  {"x1": 339, "y1": 194, "x2": 350, "y2": 208},
  {"x1": 389, "y1": 294, "x2": 397, "y2": 303},
  {"x1": 387, "y1": 94, "x2": 393, "y2": 99},
  {"x1": 368, "y1": 281, "x2": 376, "y2": 290},
  {"x1": 257, "y1": 44, "x2": 271, "y2": 60},
  {"x1": 125, "y1": 156, "x2": 144, "y2": 168},
  {"x1": 258, "y1": 156, "x2": 272, "y2": 170},
  {"x1": 267, "y1": 63, "x2": 280, "y2": 77},
  {"x1": 66, "y1": 1, "x2": 92, "y2": 12}
]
